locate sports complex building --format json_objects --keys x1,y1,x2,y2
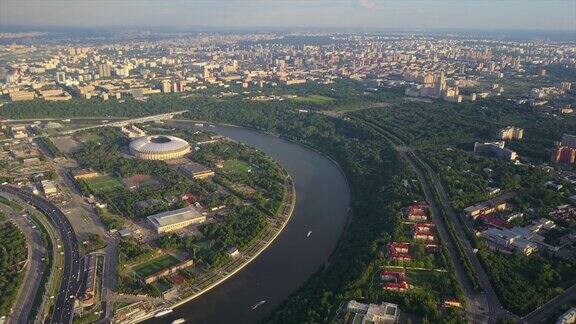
[
  {"x1": 129, "y1": 135, "x2": 191, "y2": 160},
  {"x1": 147, "y1": 205, "x2": 206, "y2": 233}
]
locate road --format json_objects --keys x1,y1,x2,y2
[
  {"x1": 0, "y1": 185, "x2": 84, "y2": 324},
  {"x1": 350, "y1": 115, "x2": 509, "y2": 323},
  {"x1": 56, "y1": 162, "x2": 118, "y2": 323},
  {"x1": 411, "y1": 146, "x2": 509, "y2": 319},
  {"x1": 522, "y1": 283, "x2": 576, "y2": 323},
  {"x1": 1, "y1": 110, "x2": 188, "y2": 143},
  {"x1": 0, "y1": 203, "x2": 47, "y2": 324},
  {"x1": 35, "y1": 137, "x2": 118, "y2": 324}
]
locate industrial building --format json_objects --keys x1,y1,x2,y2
[
  {"x1": 72, "y1": 168, "x2": 100, "y2": 180},
  {"x1": 347, "y1": 300, "x2": 400, "y2": 324},
  {"x1": 480, "y1": 227, "x2": 538, "y2": 255},
  {"x1": 463, "y1": 193, "x2": 515, "y2": 220},
  {"x1": 474, "y1": 141, "x2": 517, "y2": 161},
  {"x1": 178, "y1": 162, "x2": 215, "y2": 180},
  {"x1": 40, "y1": 180, "x2": 58, "y2": 195},
  {"x1": 480, "y1": 219, "x2": 556, "y2": 256},
  {"x1": 147, "y1": 205, "x2": 206, "y2": 234}
]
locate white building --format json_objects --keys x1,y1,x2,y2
[
  {"x1": 347, "y1": 300, "x2": 399, "y2": 324},
  {"x1": 147, "y1": 206, "x2": 206, "y2": 234}
]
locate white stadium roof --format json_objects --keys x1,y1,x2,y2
[{"x1": 129, "y1": 135, "x2": 190, "y2": 154}]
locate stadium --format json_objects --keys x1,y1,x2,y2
[{"x1": 129, "y1": 135, "x2": 191, "y2": 160}]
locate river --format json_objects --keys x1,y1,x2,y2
[{"x1": 143, "y1": 122, "x2": 350, "y2": 324}]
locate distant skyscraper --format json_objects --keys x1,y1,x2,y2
[
  {"x1": 513, "y1": 57, "x2": 521, "y2": 71},
  {"x1": 56, "y1": 71, "x2": 66, "y2": 83},
  {"x1": 435, "y1": 71, "x2": 446, "y2": 95},
  {"x1": 488, "y1": 61, "x2": 496, "y2": 72},
  {"x1": 98, "y1": 63, "x2": 111, "y2": 78},
  {"x1": 161, "y1": 80, "x2": 171, "y2": 93},
  {"x1": 202, "y1": 67, "x2": 211, "y2": 79},
  {"x1": 539, "y1": 68, "x2": 547, "y2": 77}
]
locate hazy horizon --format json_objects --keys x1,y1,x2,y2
[{"x1": 1, "y1": 0, "x2": 575, "y2": 32}]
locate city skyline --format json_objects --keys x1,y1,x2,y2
[{"x1": 1, "y1": 0, "x2": 575, "y2": 31}]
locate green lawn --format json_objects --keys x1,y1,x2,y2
[
  {"x1": 289, "y1": 95, "x2": 335, "y2": 105},
  {"x1": 133, "y1": 254, "x2": 181, "y2": 278},
  {"x1": 222, "y1": 159, "x2": 252, "y2": 175},
  {"x1": 85, "y1": 175, "x2": 124, "y2": 193},
  {"x1": 406, "y1": 269, "x2": 456, "y2": 298}
]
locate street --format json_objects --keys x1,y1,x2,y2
[{"x1": 0, "y1": 185, "x2": 84, "y2": 324}]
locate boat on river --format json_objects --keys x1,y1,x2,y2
[{"x1": 251, "y1": 300, "x2": 266, "y2": 310}]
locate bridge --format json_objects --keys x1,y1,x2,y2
[{"x1": 60, "y1": 110, "x2": 189, "y2": 135}]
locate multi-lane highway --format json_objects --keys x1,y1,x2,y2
[
  {"x1": 0, "y1": 203, "x2": 46, "y2": 324},
  {"x1": 0, "y1": 185, "x2": 84, "y2": 324}
]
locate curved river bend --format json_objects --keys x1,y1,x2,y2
[{"x1": 142, "y1": 122, "x2": 350, "y2": 324}]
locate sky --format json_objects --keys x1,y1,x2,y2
[{"x1": 0, "y1": 0, "x2": 575, "y2": 31}]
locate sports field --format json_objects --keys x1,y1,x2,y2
[
  {"x1": 222, "y1": 159, "x2": 252, "y2": 176},
  {"x1": 85, "y1": 175, "x2": 124, "y2": 193},
  {"x1": 289, "y1": 95, "x2": 335, "y2": 105},
  {"x1": 133, "y1": 254, "x2": 181, "y2": 278}
]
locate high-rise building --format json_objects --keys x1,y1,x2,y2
[
  {"x1": 539, "y1": 68, "x2": 547, "y2": 77},
  {"x1": 513, "y1": 57, "x2": 522, "y2": 71},
  {"x1": 488, "y1": 61, "x2": 496, "y2": 72},
  {"x1": 551, "y1": 147, "x2": 576, "y2": 165},
  {"x1": 98, "y1": 63, "x2": 111, "y2": 78},
  {"x1": 202, "y1": 67, "x2": 211, "y2": 79},
  {"x1": 56, "y1": 71, "x2": 66, "y2": 83},
  {"x1": 500, "y1": 126, "x2": 524, "y2": 140},
  {"x1": 175, "y1": 80, "x2": 186, "y2": 92},
  {"x1": 560, "y1": 82, "x2": 572, "y2": 92},
  {"x1": 435, "y1": 71, "x2": 446, "y2": 95},
  {"x1": 161, "y1": 80, "x2": 171, "y2": 93}
]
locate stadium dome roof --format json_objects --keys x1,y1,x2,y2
[{"x1": 129, "y1": 135, "x2": 190, "y2": 158}]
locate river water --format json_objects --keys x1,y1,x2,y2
[{"x1": 142, "y1": 122, "x2": 350, "y2": 324}]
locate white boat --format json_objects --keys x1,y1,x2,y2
[
  {"x1": 307, "y1": 231, "x2": 312, "y2": 237},
  {"x1": 251, "y1": 300, "x2": 266, "y2": 310},
  {"x1": 171, "y1": 319, "x2": 186, "y2": 324},
  {"x1": 154, "y1": 308, "x2": 173, "y2": 317}
]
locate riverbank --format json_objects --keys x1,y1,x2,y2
[
  {"x1": 123, "y1": 162, "x2": 296, "y2": 324},
  {"x1": 1, "y1": 117, "x2": 350, "y2": 324}
]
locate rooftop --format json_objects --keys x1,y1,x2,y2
[{"x1": 147, "y1": 205, "x2": 203, "y2": 227}]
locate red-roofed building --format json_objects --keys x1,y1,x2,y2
[
  {"x1": 414, "y1": 223, "x2": 434, "y2": 233},
  {"x1": 381, "y1": 270, "x2": 409, "y2": 291},
  {"x1": 390, "y1": 242, "x2": 410, "y2": 254},
  {"x1": 381, "y1": 271, "x2": 406, "y2": 281},
  {"x1": 384, "y1": 282, "x2": 409, "y2": 291},
  {"x1": 414, "y1": 230, "x2": 435, "y2": 242},
  {"x1": 407, "y1": 201, "x2": 429, "y2": 222},
  {"x1": 389, "y1": 242, "x2": 411, "y2": 261},
  {"x1": 390, "y1": 251, "x2": 412, "y2": 262},
  {"x1": 413, "y1": 223, "x2": 435, "y2": 241},
  {"x1": 483, "y1": 215, "x2": 509, "y2": 229}
]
